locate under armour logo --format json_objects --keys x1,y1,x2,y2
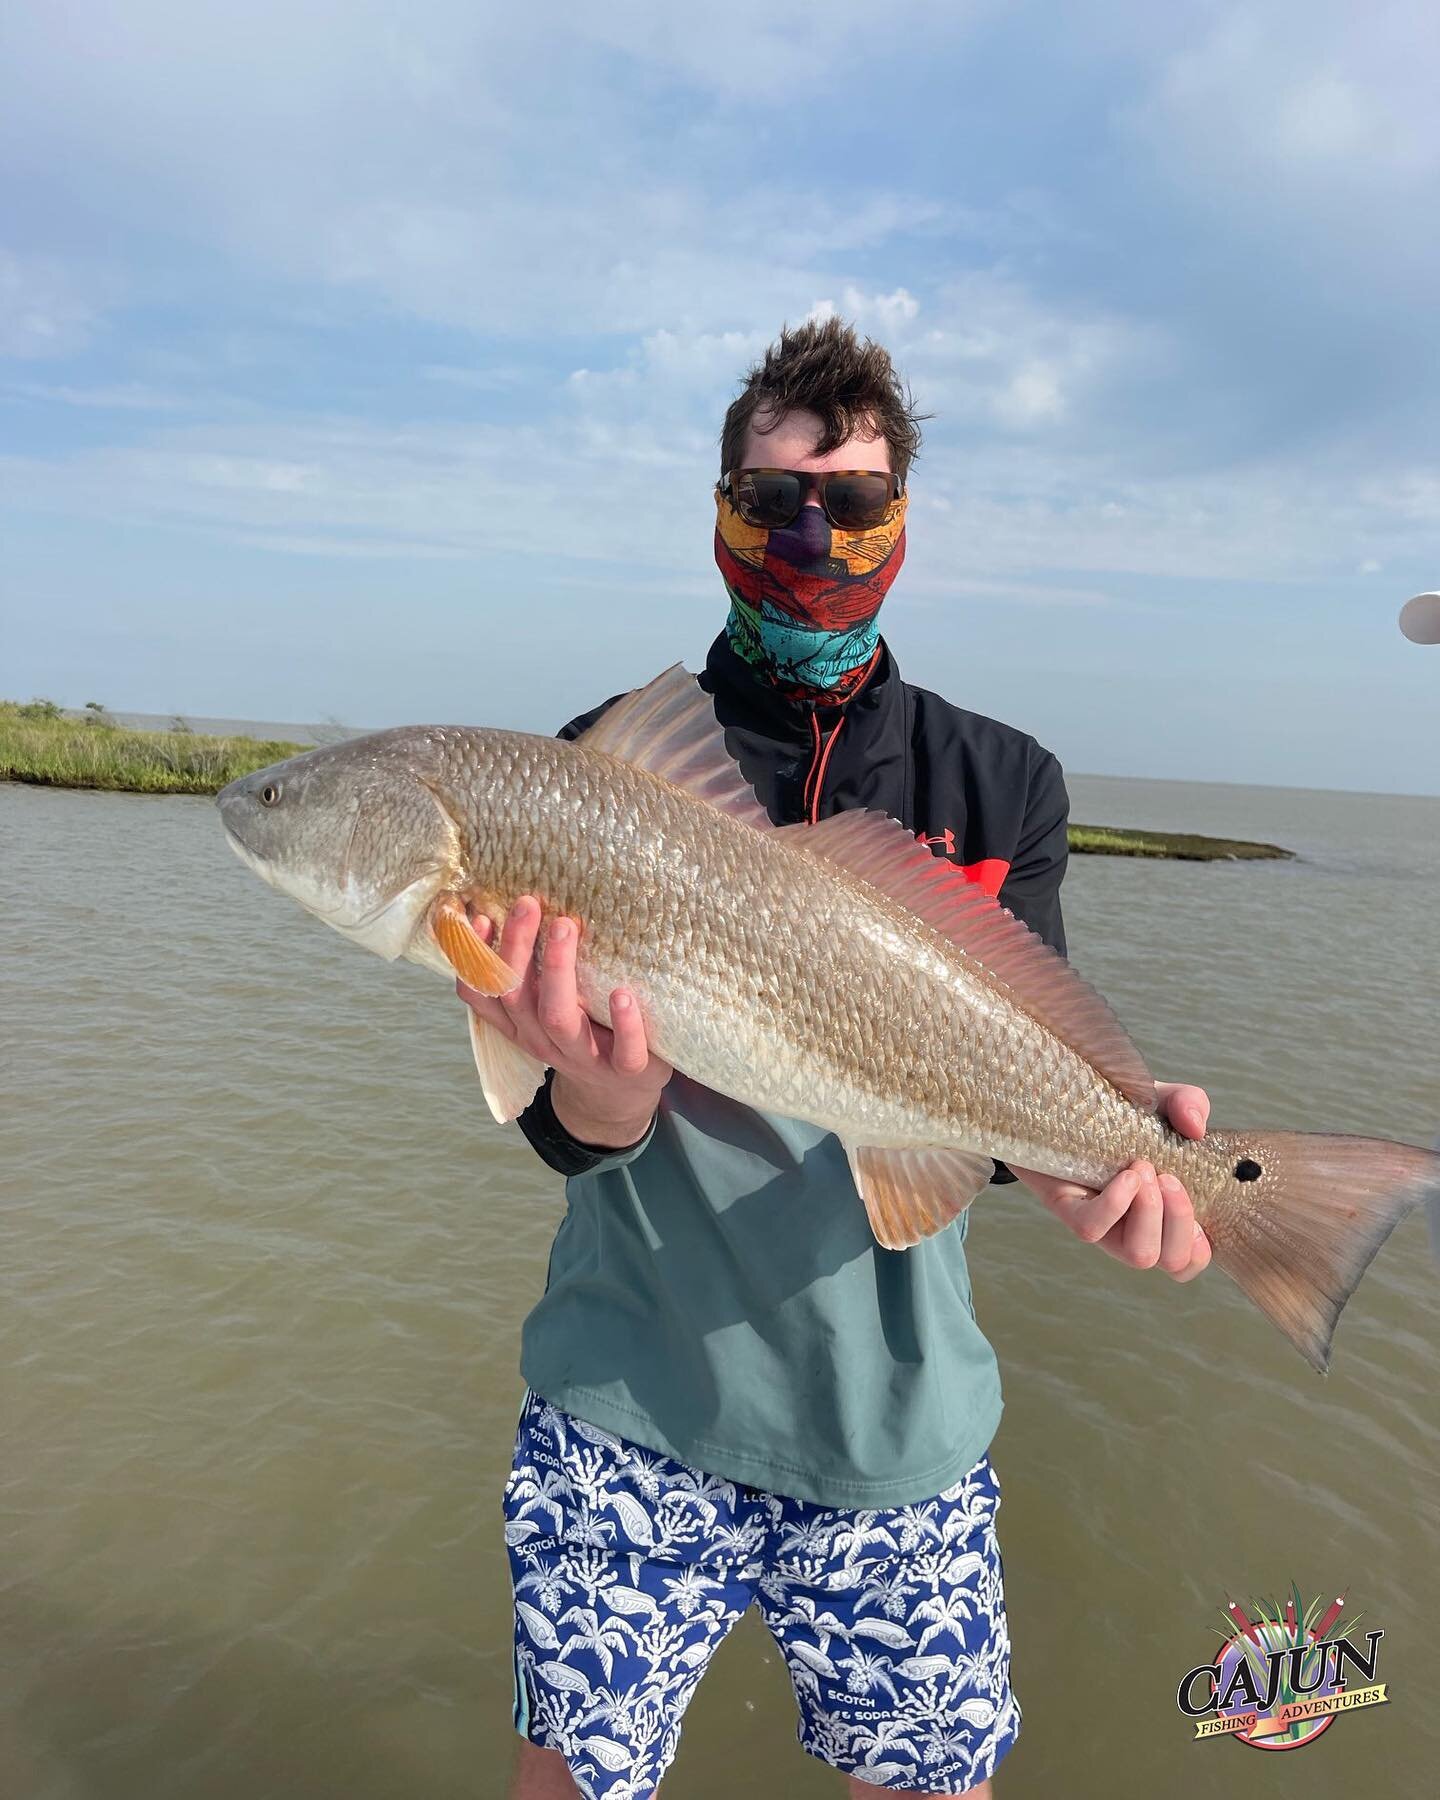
[
  {"x1": 915, "y1": 828, "x2": 956, "y2": 855},
  {"x1": 913, "y1": 832, "x2": 1013, "y2": 898}
]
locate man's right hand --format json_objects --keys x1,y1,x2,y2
[{"x1": 456, "y1": 895, "x2": 672, "y2": 1150}]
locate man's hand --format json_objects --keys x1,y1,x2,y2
[
  {"x1": 1008, "y1": 1082, "x2": 1213, "y2": 1281},
  {"x1": 455, "y1": 895, "x2": 672, "y2": 1150}
]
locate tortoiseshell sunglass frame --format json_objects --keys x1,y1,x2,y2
[{"x1": 720, "y1": 468, "x2": 905, "y2": 531}]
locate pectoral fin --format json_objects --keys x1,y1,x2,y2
[
  {"x1": 467, "y1": 1010, "x2": 547, "y2": 1123},
  {"x1": 431, "y1": 893, "x2": 521, "y2": 996},
  {"x1": 844, "y1": 1143, "x2": 996, "y2": 1250}
]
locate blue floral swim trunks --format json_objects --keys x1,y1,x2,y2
[{"x1": 503, "y1": 1391, "x2": 1021, "y2": 1796}]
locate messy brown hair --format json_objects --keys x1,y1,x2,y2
[{"x1": 720, "y1": 315, "x2": 926, "y2": 482}]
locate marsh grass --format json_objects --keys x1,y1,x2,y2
[
  {"x1": 0, "y1": 701, "x2": 304, "y2": 795},
  {"x1": 1, "y1": 702, "x2": 1295, "y2": 858},
  {"x1": 1069, "y1": 823, "x2": 1291, "y2": 861}
]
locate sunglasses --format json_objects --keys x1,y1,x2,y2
[{"x1": 720, "y1": 467, "x2": 904, "y2": 532}]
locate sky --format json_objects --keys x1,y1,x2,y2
[{"x1": 2, "y1": 0, "x2": 1438, "y2": 794}]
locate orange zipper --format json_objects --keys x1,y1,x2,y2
[{"x1": 804, "y1": 712, "x2": 846, "y2": 824}]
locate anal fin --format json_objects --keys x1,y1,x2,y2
[
  {"x1": 844, "y1": 1143, "x2": 996, "y2": 1250},
  {"x1": 467, "y1": 1010, "x2": 547, "y2": 1123}
]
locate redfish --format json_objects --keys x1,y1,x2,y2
[{"x1": 218, "y1": 665, "x2": 1436, "y2": 1370}]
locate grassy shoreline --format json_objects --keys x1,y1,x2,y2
[
  {"x1": 2, "y1": 702, "x2": 1294, "y2": 860},
  {"x1": 1068, "y1": 824, "x2": 1291, "y2": 861},
  {"x1": 0, "y1": 701, "x2": 304, "y2": 796}
]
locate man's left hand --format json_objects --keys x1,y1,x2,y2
[{"x1": 1008, "y1": 1083, "x2": 1213, "y2": 1281}]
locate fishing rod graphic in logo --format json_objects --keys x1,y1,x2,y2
[{"x1": 1176, "y1": 1590, "x2": 1389, "y2": 1749}]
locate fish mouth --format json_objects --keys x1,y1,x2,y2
[
  {"x1": 222, "y1": 824, "x2": 448, "y2": 962},
  {"x1": 222, "y1": 826, "x2": 294, "y2": 896}
]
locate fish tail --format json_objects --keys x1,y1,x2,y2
[{"x1": 1207, "y1": 1132, "x2": 1438, "y2": 1372}]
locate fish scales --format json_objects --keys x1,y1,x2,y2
[{"x1": 424, "y1": 726, "x2": 1169, "y2": 1186}]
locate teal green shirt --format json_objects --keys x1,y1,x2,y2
[{"x1": 520, "y1": 1072, "x2": 1003, "y2": 1507}]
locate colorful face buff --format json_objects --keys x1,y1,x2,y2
[{"x1": 715, "y1": 489, "x2": 907, "y2": 701}]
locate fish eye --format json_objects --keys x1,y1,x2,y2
[
  {"x1": 1234, "y1": 1158, "x2": 1263, "y2": 1182},
  {"x1": 260, "y1": 782, "x2": 282, "y2": 807}
]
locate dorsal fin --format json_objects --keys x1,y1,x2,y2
[
  {"x1": 575, "y1": 663, "x2": 772, "y2": 831},
  {"x1": 783, "y1": 810, "x2": 1157, "y2": 1111}
]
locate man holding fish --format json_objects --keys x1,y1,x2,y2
[
  {"x1": 221, "y1": 316, "x2": 1433, "y2": 1794},
  {"x1": 462, "y1": 319, "x2": 1212, "y2": 1798}
]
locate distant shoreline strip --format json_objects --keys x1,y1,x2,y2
[{"x1": 1, "y1": 703, "x2": 1293, "y2": 860}]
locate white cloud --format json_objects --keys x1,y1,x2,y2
[
  {"x1": 992, "y1": 361, "x2": 1065, "y2": 428},
  {"x1": 419, "y1": 364, "x2": 527, "y2": 392},
  {"x1": 4, "y1": 379, "x2": 188, "y2": 411},
  {"x1": 0, "y1": 4, "x2": 967, "y2": 341},
  {"x1": 824, "y1": 274, "x2": 1164, "y2": 439},
  {"x1": 0, "y1": 405, "x2": 714, "y2": 575},
  {"x1": 1273, "y1": 72, "x2": 1373, "y2": 165},
  {"x1": 2, "y1": 0, "x2": 1437, "y2": 682},
  {"x1": 6, "y1": 384, "x2": 1432, "y2": 603},
  {"x1": 809, "y1": 288, "x2": 921, "y2": 336},
  {"x1": 301, "y1": 189, "x2": 962, "y2": 340},
  {"x1": 575, "y1": 0, "x2": 991, "y2": 100},
  {"x1": 0, "y1": 253, "x2": 104, "y2": 360},
  {"x1": 1364, "y1": 470, "x2": 1440, "y2": 524},
  {"x1": 1123, "y1": 4, "x2": 1440, "y2": 222},
  {"x1": 556, "y1": 274, "x2": 1162, "y2": 478},
  {"x1": 907, "y1": 435, "x2": 1440, "y2": 590}
]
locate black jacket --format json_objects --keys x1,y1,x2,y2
[{"x1": 518, "y1": 632, "x2": 1070, "y2": 1175}]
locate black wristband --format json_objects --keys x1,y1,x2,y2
[{"x1": 516, "y1": 1069, "x2": 654, "y2": 1178}]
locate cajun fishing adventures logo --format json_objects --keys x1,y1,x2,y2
[{"x1": 1176, "y1": 1589, "x2": 1389, "y2": 1750}]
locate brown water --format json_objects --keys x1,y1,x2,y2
[{"x1": 2, "y1": 774, "x2": 1437, "y2": 1799}]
